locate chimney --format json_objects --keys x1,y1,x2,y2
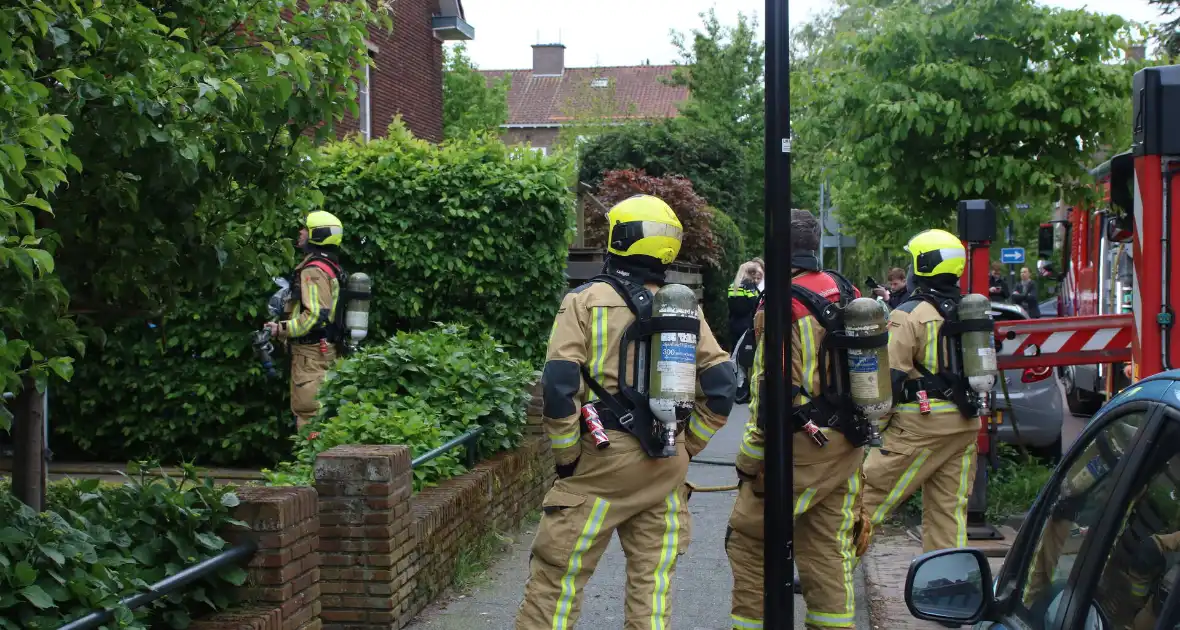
[
  {"x1": 532, "y1": 43, "x2": 565, "y2": 76},
  {"x1": 1127, "y1": 44, "x2": 1146, "y2": 60}
]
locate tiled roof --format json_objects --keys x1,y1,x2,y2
[{"x1": 479, "y1": 65, "x2": 689, "y2": 126}]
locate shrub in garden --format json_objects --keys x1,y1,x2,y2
[
  {"x1": 313, "y1": 121, "x2": 576, "y2": 367},
  {"x1": 702, "y1": 208, "x2": 747, "y2": 349},
  {"x1": 584, "y1": 169, "x2": 720, "y2": 268},
  {"x1": 46, "y1": 0, "x2": 387, "y2": 466},
  {"x1": 262, "y1": 324, "x2": 535, "y2": 491},
  {"x1": 576, "y1": 118, "x2": 751, "y2": 230},
  {"x1": 0, "y1": 464, "x2": 245, "y2": 629}
]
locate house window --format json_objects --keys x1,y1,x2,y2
[
  {"x1": 590, "y1": 77, "x2": 609, "y2": 88},
  {"x1": 359, "y1": 62, "x2": 372, "y2": 141},
  {"x1": 530, "y1": 146, "x2": 548, "y2": 156}
]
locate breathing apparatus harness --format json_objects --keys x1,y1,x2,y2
[
  {"x1": 895, "y1": 286, "x2": 993, "y2": 419},
  {"x1": 772, "y1": 251, "x2": 888, "y2": 448},
  {"x1": 578, "y1": 257, "x2": 702, "y2": 458}
]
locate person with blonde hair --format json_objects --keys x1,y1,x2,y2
[{"x1": 728, "y1": 262, "x2": 762, "y2": 403}]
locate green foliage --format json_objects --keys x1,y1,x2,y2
[
  {"x1": 262, "y1": 324, "x2": 535, "y2": 492},
  {"x1": 0, "y1": 1, "x2": 89, "y2": 423},
  {"x1": 443, "y1": 44, "x2": 510, "y2": 140},
  {"x1": 0, "y1": 464, "x2": 245, "y2": 629},
  {"x1": 1151, "y1": 0, "x2": 1180, "y2": 57},
  {"x1": 798, "y1": 0, "x2": 1142, "y2": 249},
  {"x1": 667, "y1": 10, "x2": 768, "y2": 245},
  {"x1": 313, "y1": 122, "x2": 575, "y2": 366},
  {"x1": 39, "y1": 0, "x2": 391, "y2": 465},
  {"x1": 703, "y1": 208, "x2": 746, "y2": 348},
  {"x1": 575, "y1": 118, "x2": 750, "y2": 226},
  {"x1": 586, "y1": 169, "x2": 720, "y2": 268},
  {"x1": 986, "y1": 444, "x2": 1056, "y2": 522}
]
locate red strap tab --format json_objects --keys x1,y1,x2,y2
[{"x1": 303, "y1": 259, "x2": 338, "y2": 279}]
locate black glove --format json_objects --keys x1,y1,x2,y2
[{"x1": 556, "y1": 459, "x2": 579, "y2": 479}]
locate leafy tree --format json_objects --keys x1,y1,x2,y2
[
  {"x1": 586, "y1": 169, "x2": 719, "y2": 268},
  {"x1": 799, "y1": 0, "x2": 1141, "y2": 251},
  {"x1": 45, "y1": 0, "x2": 388, "y2": 465},
  {"x1": 443, "y1": 43, "x2": 510, "y2": 140},
  {"x1": 576, "y1": 118, "x2": 749, "y2": 220},
  {"x1": 0, "y1": 2, "x2": 89, "y2": 430},
  {"x1": 667, "y1": 10, "x2": 768, "y2": 248},
  {"x1": 1150, "y1": 0, "x2": 1180, "y2": 57}
]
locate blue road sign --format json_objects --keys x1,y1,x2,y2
[{"x1": 1000, "y1": 247, "x2": 1025, "y2": 264}]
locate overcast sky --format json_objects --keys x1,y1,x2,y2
[{"x1": 460, "y1": 0, "x2": 1167, "y2": 70}]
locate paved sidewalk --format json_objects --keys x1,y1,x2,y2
[{"x1": 408, "y1": 406, "x2": 871, "y2": 629}]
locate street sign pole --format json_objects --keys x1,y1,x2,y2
[{"x1": 763, "y1": 0, "x2": 794, "y2": 627}]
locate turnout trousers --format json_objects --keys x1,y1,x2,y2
[
  {"x1": 861, "y1": 409, "x2": 979, "y2": 552},
  {"x1": 515, "y1": 431, "x2": 692, "y2": 630},
  {"x1": 290, "y1": 342, "x2": 336, "y2": 429},
  {"x1": 726, "y1": 434, "x2": 865, "y2": 630}
]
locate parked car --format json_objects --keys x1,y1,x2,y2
[
  {"x1": 990, "y1": 302, "x2": 1065, "y2": 462},
  {"x1": 903, "y1": 369, "x2": 1180, "y2": 629}
]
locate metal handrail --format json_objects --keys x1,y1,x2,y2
[
  {"x1": 411, "y1": 426, "x2": 485, "y2": 469},
  {"x1": 57, "y1": 540, "x2": 258, "y2": 630}
]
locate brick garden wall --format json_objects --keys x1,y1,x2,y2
[
  {"x1": 192, "y1": 487, "x2": 322, "y2": 630},
  {"x1": 193, "y1": 382, "x2": 554, "y2": 629}
]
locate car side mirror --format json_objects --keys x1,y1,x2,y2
[{"x1": 905, "y1": 548, "x2": 993, "y2": 626}]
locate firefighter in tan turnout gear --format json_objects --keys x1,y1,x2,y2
[
  {"x1": 726, "y1": 209, "x2": 878, "y2": 630},
  {"x1": 860, "y1": 228, "x2": 983, "y2": 552},
  {"x1": 264, "y1": 211, "x2": 344, "y2": 430},
  {"x1": 515, "y1": 194, "x2": 738, "y2": 630}
]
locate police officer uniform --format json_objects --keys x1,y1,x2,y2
[
  {"x1": 861, "y1": 229, "x2": 979, "y2": 552},
  {"x1": 515, "y1": 195, "x2": 738, "y2": 630}
]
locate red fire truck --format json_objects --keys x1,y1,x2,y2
[{"x1": 1038, "y1": 152, "x2": 1137, "y2": 414}]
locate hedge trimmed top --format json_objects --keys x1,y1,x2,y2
[{"x1": 313, "y1": 122, "x2": 576, "y2": 366}]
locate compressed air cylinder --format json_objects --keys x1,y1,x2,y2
[
  {"x1": 844, "y1": 297, "x2": 892, "y2": 423},
  {"x1": 959, "y1": 293, "x2": 998, "y2": 395},
  {"x1": 649, "y1": 284, "x2": 699, "y2": 455},
  {"x1": 345, "y1": 272, "x2": 372, "y2": 344}
]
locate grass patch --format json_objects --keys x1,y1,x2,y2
[{"x1": 985, "y1": 445, "x2": 1054, "y2": 523}]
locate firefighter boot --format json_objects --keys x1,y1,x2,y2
[
  {"x1": 861, "y1": 414, "x2": 979, "y2": 552},
  {"x1": 515, "y1": 432, "x2": 691, "y2": 630}
]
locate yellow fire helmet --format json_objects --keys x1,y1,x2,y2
[
  {"x1": 905, "y1": 228, "x2": 966, "y2": 278},
  {"x1": 306, "y1": 210, "x2": 343, "y2": 247},
  {"x1": 606, "y1": 195, "x2": 683, "y2": 265}
]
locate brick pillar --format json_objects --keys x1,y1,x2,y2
[
  {"x1": 192, "y1": 486, "x2": 321, "y2": 630},
  {"x1": 315, "y1": 445, "x2": 414, "y2": 629}
]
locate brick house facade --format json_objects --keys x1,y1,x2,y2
[{"x1": 337, "y1": 0, "x2": 475, "y2": 143}]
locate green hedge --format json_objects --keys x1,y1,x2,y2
[
  {"x1": 262, "y1": 324, "x2": 535, "y2": 491},
  {"x1": 313, "y1": 121, "x2": 576, "y2": 366},
  {"x1": 52, "y1": 223, "x2": 296, "y2": 467},
  {"x1": 53, "y1": 121, "x2": 573, "y2": 468},
  {"x1": 703, "y1": 208, "x2": 747, "y2": 349},
  {"x1": 0, "y1": 466, "x2": 244, "y2": 629}
]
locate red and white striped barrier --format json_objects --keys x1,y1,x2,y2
[{"x1": 994, "y1": 314, "x2": 1133, "y2": 370}]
